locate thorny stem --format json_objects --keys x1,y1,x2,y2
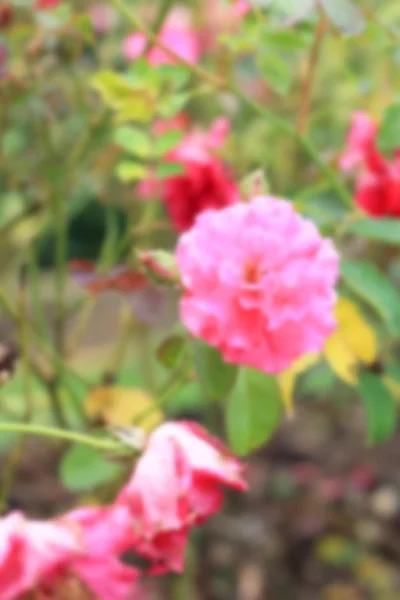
[
  {"x1": 107, "y1": 0, "x2": 352, "y2": 208},
  {"x1": 297, "y1": 11, "x2": 328, "y2": 134},
  {"x1": 144, "y1": 0, "x2": 175, "y2": 53}
]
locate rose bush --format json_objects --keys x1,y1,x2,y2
[{"x1": 0, "y1": 0, "x2": 399, "y2": 598}]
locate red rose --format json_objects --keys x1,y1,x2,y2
[
  {"x1": 164, "y1": 151, "x2": 239, "y2": 232},
  {"x1": 341, "y1": 111, "x2": 400, "y2": 218}
]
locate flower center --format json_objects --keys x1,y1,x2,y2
[{"x1": 243, "y1": 261, "x2": 261, "y2": 284}]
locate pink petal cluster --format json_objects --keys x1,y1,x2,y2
[
  {"x1": 138, "y1": 116, "x2": 240, "y2": 232},
  {"x1": 0, "y1": 512, "x2": 80, "y2": 599},
  {"x1": 0, "y1": 422, "x2": 245, "y2": 598},
  {"x1": 340, "y1": 111, "x2": 400, "y2": 217},
  {"x1": 117, "y1": 421, "x2": 246, "y2": 573},
  {"x1": 0, "y1": 506, "x2": 139, "y2": 599},
  {"x1": 176, "y1": 195, "x2": 339, "y2": 374},
  {"x1": 123, "y1": 7, "x2": 200, "y2": 65}
]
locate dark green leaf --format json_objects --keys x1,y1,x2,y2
[
  {"x1": 377, "y1": 103, "x2": 400, "y2": 154},
  {"x1": 341, "y1": 260, "x2": 400, "y2": 336},
  {"x1": 59, "y1": 444, "x2": 123, "y2": 492},
  {"x1": 193, "y1": 340, "x2": 238, "y2": 402},
  {"x1": 320, "y1": 0, "x2": 365, "y2": 35},
  {"x1": 349, "y1": 218, "x2": 400, "y2": 245},
  {"x1": 358, "y1": 373, "x2": 397, "y2": 444},
  {"x1": 157, "y1": 335, "x2": 187, "y2": 369},
  {"x1": 225, "y1": 368, "x2": 282, "y2": 455}
]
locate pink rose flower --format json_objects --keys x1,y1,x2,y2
[
  {"x1": 117, "y1": 421, "x2": 246, "y2": 573},
  {"x1": 123, "y1": 7, "x2": 200, "y2": 65},
  {"x1": 176, "y1": 195, "x2": 339, "y2": 374}
]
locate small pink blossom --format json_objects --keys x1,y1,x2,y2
[
  {"x1": 200, "y1": 0, "x2": 250, "y2": 50},
  {"x1": 123, "y1": 7, "x2": 200, "y2": 65},
  {"x1": 35, "y1": 0, "x2": 61, "y2": 8},
  {"x1": 89, "y1": 3, "x2": 117, "y2": 35},
  {"x1": 117, "y1": 421, "x2": 246, "y2": 573},
  {"x1": 176, "y1": 195, "x2": 339, "y2": 374},
  {"x1": 339, "y1": 111, "x2": 377, "y2": 171}
]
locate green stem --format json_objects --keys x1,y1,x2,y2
[
  {"x1": 231, "y1": 86, "x2": 352, "y2": 207},
  {"x1": 53, "y1": 194, "x2": 67, "y2": 357},
  {"x1": 107, "y1": 0, "x2": 352, "y2": 208},
  {"x1": 0, "y1": 422, "x2": 125, "y2": 452}
]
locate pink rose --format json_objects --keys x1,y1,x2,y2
[
  {"x1": 176, "y1": 195, "x2": 339, "y2": 373},
  {"x1": 117, "y1": 421, "x2": 246, "y2": 573}
]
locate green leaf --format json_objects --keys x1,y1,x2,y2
[
  {"x1": 257, "y1": 51, "x2": 292, "y2": 95},
  {"x1": 358, "y1": 373, "x2": 397, "y2": 444},
  {"x1": 193, "y1": 340, "x2": 238, "y2": 402},
  {"x1": 264, "y1": 0, "x2": 315, "y2": 23},
  {"x1": 226, "y1": 368, "x2": 282, "y2": 456},
  {"x1": 113, "y1": 126, "x2": 152, "y2": 159},
  {"x1": 349, "y1": 218, "x2": 400, "y2": 245},
  {"x1": 377, "y1": 103, "x2": 400, "y2": 154},
  {"x1": 157, "y1": 335, "x2": 187, "y2": 369},
  {"x1": 115, "y1": 161, "x2": 148, "y2": 183},
  {"x1": 320, "y1": 0, "x2": 365, "y2": 35},
  {"x1": 90, "y1": 71, "x2": 156, "y2": 123},
  {"x1": 341, "y1": 260, "x2": 400, "y2": 336},
  {"x1": 59, "y1": 444, "x2": 123, "y2": 492},
  {"x1": 156, "y1": 162, "x2": 185, "y2": 179},
  {"x1": 158, "y1": 92, "x2": 190, "y2": 119},
  {"x1": 154, "y1": 130, "x2": 183, "y2": 157}
]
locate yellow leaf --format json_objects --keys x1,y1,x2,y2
[
  {"x1": 323, "y1": 297, "x2": 378, "y2": 385},
  {"x1": 85, "y1": 386, "x2": 163, "y2": 433},
  {"x1": 384, "y1": 376, "x2": 400, "y2": 400},
  {"x1": 278, "y1": 353, "x2": 320, "y2": 416},
  {"x1": 324, "y1": 332, "x2": 358, "y2": 384}
]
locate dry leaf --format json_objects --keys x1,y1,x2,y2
[{"x1": 85, "y1": 386, "x2": 163, "y2": 432}]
